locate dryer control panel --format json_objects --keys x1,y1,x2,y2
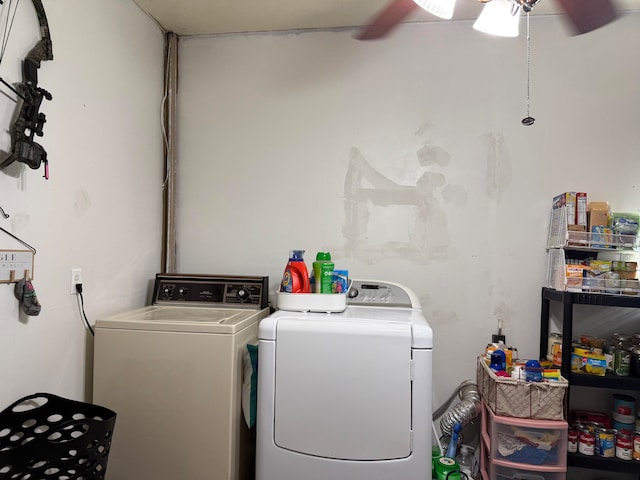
[
  {"x1": 152, "y1": 273, "x2": 269, "y2": 309},
  {"x1": 347, "y1": 280, "x2": 416, "y2": 308}
]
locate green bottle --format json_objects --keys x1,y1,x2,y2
[
  {"x1": 434, "y1": 456, "x2": 461, "y2": 480},
  {"x1": 313, "y1": 252, "x2": 334, "y2": 294}
]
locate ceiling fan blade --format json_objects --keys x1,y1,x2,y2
[
  {"x1": 555, "y1": 0, "x2": 618, "y2": 35},
  {"x1": 356, "y1": 0, "x2": 419, "y2": 40}
]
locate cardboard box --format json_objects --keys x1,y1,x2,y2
[
  {"x1": 566, "y1": 265, "x2": 585, "y2": 291},
  {"x1": 554, "y1": 192, "x2": 577, "y2": 225},
  {"x1": 571, "y1": 352, "x2": 606, "y2": 376},
  {"x1": 619, "y1": 271, "x2": 638, "y2": 280},
  {"x1": 590, "y1": 260, "x2": 612, "y2": 273},
  {"x1": 611, "y1": 261, "x2": 636, "y2": 272},
  {"x1": 587, "y1": 201, "x2": 611, "y2": 230},
  {"x1": 577, "y1": 192, "x2": 587, "y2": 227}
]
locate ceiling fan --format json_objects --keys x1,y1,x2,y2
[{"x1": 356, "y1": 0, "x2": 619, "y2": 40}]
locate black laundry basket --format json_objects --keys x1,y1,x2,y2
[{"x1": 0, "y1": 393, "x2": 116, "y2": 480}]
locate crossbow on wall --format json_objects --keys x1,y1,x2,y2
[{"x1": 0, "y1": 0, "x2": 53, "y2": 179}]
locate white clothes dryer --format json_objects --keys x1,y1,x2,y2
[
  {"x1": 93, "y1": 273, "x2": 270, "y2": 480},
  {"x1": 256, "y1": 280, "x2": 433, "y2": 480}
]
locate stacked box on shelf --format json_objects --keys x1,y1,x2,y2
[{"x1": 477, "y1": 356, "x2": 568, "y2": 421}]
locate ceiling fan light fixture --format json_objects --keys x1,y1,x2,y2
[
  {"x1": 412, "y1": 0, "x2": 456, "y2": 20},
  {"x1": 473, "y1": 0, "x2": 522, "y2": 37}
]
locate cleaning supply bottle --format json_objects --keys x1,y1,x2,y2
[
  {"x1": 445, "y1": 422, "x2": 462, "y2": 459},
  {"x1": 280, "y1": 250, "x2": 311, "y2": 293},
  {"x1": 489, "y1": 352, "x2": 505, "y2": 373},
  {"x1": 313, "y1": 252, "x2": 334, "y2": 294},
  {"x1": 456, "y1": 445, "x2": 473, "y2": 480}
]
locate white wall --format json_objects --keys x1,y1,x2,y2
[
  {"x1": 0, "y1": 0, "x2": 165, "y2": 407},
  {"x1": 176, "y1": 13, "x2": 640, "y2": 408}
]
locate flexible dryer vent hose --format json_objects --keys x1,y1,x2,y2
[{"x1": 436, "y1": 380, "x2": 482, "y2": 437}]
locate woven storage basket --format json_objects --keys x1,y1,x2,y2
[
  {"x1": 476, "y1": 356, "x2": 567, "y2": 420},
  {"x1": 0, "y1": 393, "x2": 116, "y2": 480}
]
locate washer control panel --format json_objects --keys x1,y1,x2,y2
[
  {"x1": 346, "y1": 280, "x2": 415, "y2": 308},
  {"x1": 152, "y1": 273, "x2": 268, "y2": 309}
]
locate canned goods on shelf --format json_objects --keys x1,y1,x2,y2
[
  {"x1": 568, "y1": 429, "x2": 578, "y2": 454},
  {"x1": 589, "y1": 337, "x2": 606, "y2": 356},
  {"x1": 630, "y1": 348, "x2": 640, "y2": 377},
  {"x1": 547, "y1": 333, "x2": 562, "y2": 362},
  {"x1": 604, "y1": 344, "x2": 616, "y2": 372},
  {"x1": 582, "y1": 421, "x2": 606, "y2": 433},
  {"x1": 579, "y1": 427, "x2": 596, "y2": 456},
  {"x1": 613, "y1": 393, "x2": 636, "y2": 419},
  {"x1": 634, "y1": 432, "x2": 640, "y2": 461},
  {"x1": 614, "y1": 349, "x2": 631, "y2": 376},
  {"x1": 617, "y1": 432, "x2": 634, "y2": 460},
  {"x1": 595, "y1": 428, "x2": 616, "y2": 458},
  {"x1": 616, "y1": 334, "x2": 633, "y2": 351}
]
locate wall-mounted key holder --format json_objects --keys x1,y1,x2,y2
[
  {"x1": 0, "y1": 250, "x2": 34, "y2": 283},
  {"x1": 0, "y1": 226, "x2": 36, "y2": 283}
]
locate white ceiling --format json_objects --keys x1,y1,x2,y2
[{"x1": 131, "y1": 0, "x2": 640, "y2": 36}]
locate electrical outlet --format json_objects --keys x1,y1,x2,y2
[{"x1": 70, "y1": 268, "x2": 82, "y2": 295}]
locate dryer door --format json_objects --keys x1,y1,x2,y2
[{"x1": 273, "y1": 317, "x2": 412, "y2": 460}]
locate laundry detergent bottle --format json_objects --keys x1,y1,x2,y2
[{"x1": 280, "y1": 250, "x2": 311, "y2": 293}]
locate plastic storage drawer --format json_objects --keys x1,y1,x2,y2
[
  {"x1": 487, "y1": 404, "x2": 568, "y2": 470},
  {"x1": 491, "y1": 465, "x2": 566, "y2": 480}
]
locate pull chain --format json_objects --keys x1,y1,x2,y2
[{"x1": 521, "y1": 11, "x2": 535, "y2": 126}]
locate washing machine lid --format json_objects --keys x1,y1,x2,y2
[
  {"x1": 273, "y1": 317, "x2": 413, "y2": 461},
  {"x1": 95, "y1": 306, "x2": 267, "y2": 334},
  {"x1": 259, "y1": 306, "x2": 432, "y2": 348}
]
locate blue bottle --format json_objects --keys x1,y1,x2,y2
[
  {"x1": 525, "y1": 359, "x2": 543, "y2": 382},
  {"x1": 489, "y1": 352, "x2": 505, "y2": 373}
]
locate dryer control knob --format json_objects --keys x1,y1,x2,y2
[
  {"x1": 161, "y1": 285, "x2": 174, "y2": 299},
  {"x1": 348, "y1": 287, "x2": 358, "y2": 299},
  {"x1": 237, "y1": 287, "x2": 251, "y2": 302}
]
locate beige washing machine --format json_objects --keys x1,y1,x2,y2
[{"x1": 93, "y1": 273, "x2": 270, "y2": 480}]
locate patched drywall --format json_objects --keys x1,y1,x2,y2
[{"x1": 176, "y1": 14, "x2": 640, "y2": 407}]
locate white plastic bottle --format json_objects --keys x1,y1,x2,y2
[{"x1": 456, "y1": 445, "x2": 474, "y2": 480}]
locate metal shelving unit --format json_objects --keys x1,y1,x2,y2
[
  {"x1": 542, "y1": 206, "x2": 640, "y2": 475},
  {"x1": 540, "y1": 287, "x2": 640, "y2": 475},
  {"x1": 567, "y1": 451, "x2": 640, "y2": 472}
]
